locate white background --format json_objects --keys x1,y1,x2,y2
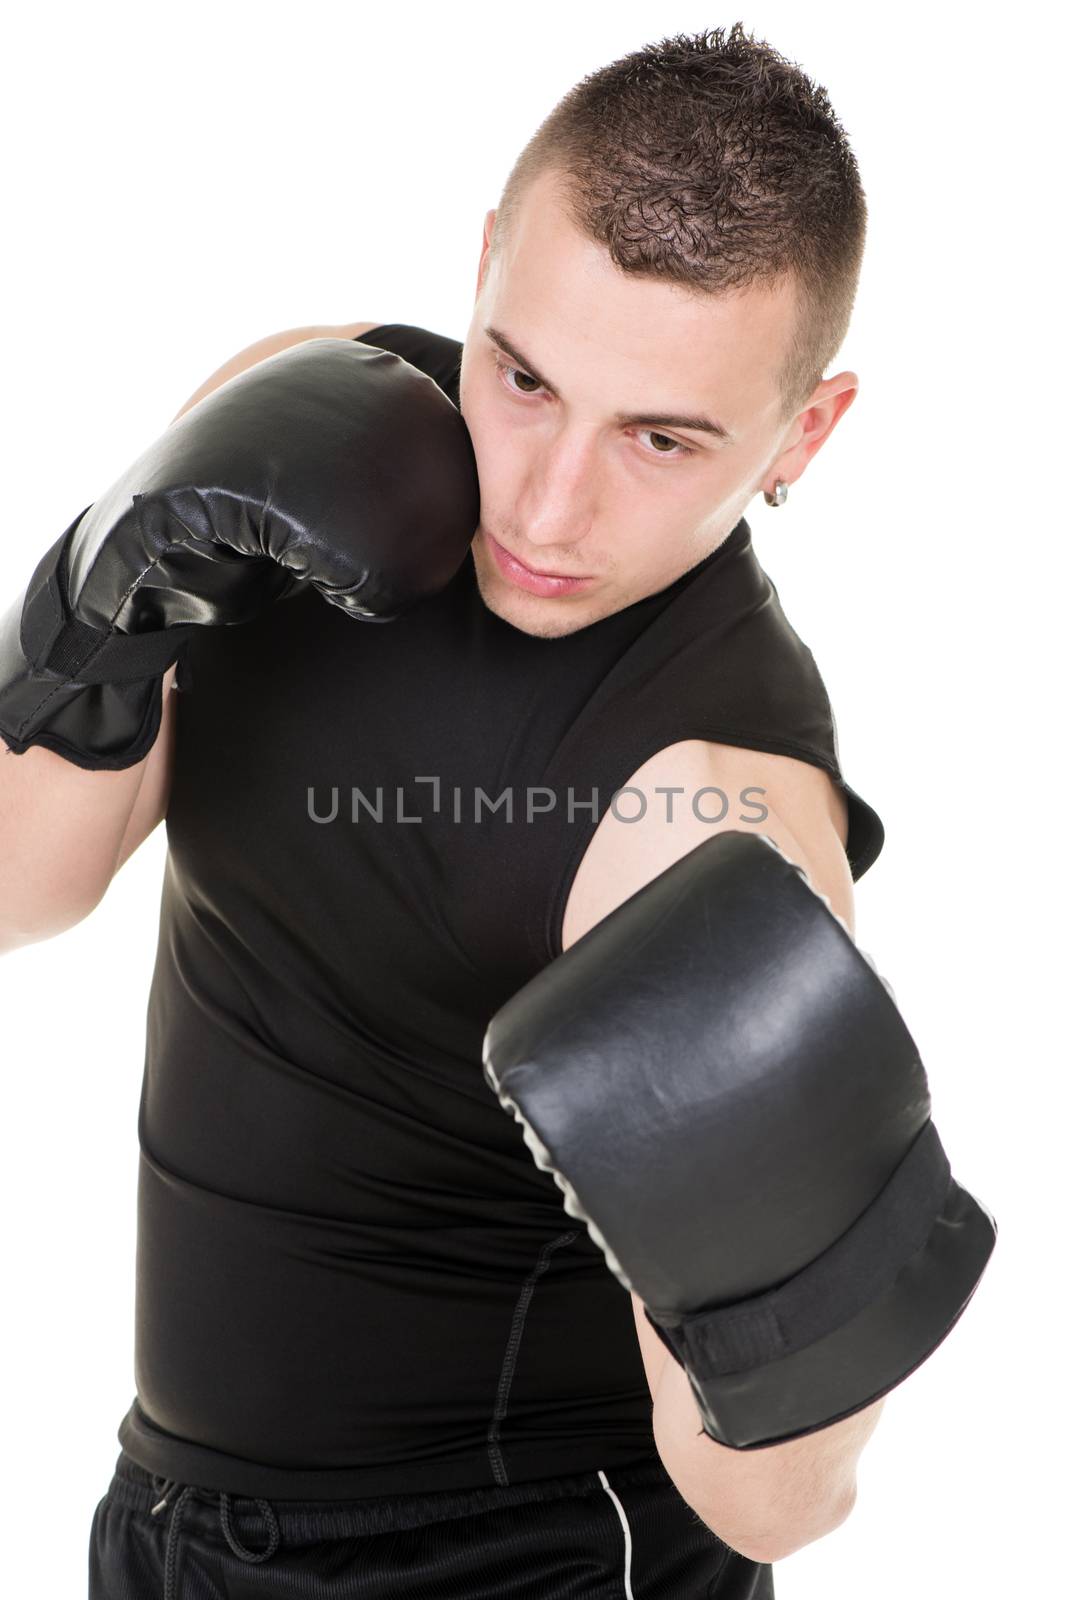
[{"x1": 1, "y1": 1, "x2": 1062, "y2": 1594}]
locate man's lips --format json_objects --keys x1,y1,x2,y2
[
  {"x1": 483, "y1": 530, "x2": 595, "y2": 596},
  {"x1": 486, "y1": 532, "x2": 582, "y2": 577}
]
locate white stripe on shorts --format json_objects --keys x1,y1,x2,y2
[{"x1": 597, "y1": 1469, "x2": 635, "y2": 1600}]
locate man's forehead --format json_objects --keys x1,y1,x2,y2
[
  {"x1": 504, "y1": 169, "x2": 792, "y2": 319},
  {"x1": 489, "y1": 205, "x2": 793, "y2": 404}
]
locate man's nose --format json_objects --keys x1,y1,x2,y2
[{"x1": 516, "y1": 435, "x2": 596, "y2": 547}]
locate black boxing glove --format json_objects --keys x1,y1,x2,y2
[
  {"x1": 0, "y1": 338, "x2": 479, "y2": 769},
  {"x1": 482, "y1": 829, "x2": 997, "y2": 1451}
]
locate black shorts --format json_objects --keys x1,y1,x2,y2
[{"x1": 89, "y1": 1447, "x2": 774, "y2": 1598}]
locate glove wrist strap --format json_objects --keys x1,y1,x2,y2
[
  {"x1": 0, "y1": 512, "x2": 195, "y2": 767},
  {"x1": 646, "y1": 1119, "x2": 951, "y2": 1377}
]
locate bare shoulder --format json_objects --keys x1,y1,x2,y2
[
  {"x1": 170, "y1": 321, "x2": 387, "y2": 424},
  {"x1": 561, "y1": 738, "x2": 855, "y2": 952},
  {"x1": 338, "y1": 320, "x2": 386, "y2": 339}
]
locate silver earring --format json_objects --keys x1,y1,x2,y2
[{"x1": 763, "y1": 479, "x2": 788, "y2": 507}]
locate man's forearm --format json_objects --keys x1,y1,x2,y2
[
  {"x1": 0, "y1": 736, "x2": 148, "y2": 951},
  {"x1": 651, "y1": 1347, "x2": 884, "y2": 1563}
]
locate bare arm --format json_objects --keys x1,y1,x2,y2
[
  {"x1": 0, "y1": 319, "x2": 383, "y2": 953},
  {"x1": 0, "y1": 678, "x2": 175, "y2": 952},
  {"x1": 166, "y1": 320, "x2": 384, "y2": 424},
  {"x1": 561, "y1": 738, "x2": 883, "y2": 1564}
]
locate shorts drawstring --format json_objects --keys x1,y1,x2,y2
[{"x1": 149, "y1": 1475, "x2": 281, "y2": 1600}]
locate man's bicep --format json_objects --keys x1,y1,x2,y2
[{"x1": 561, "y1": 739, "x2": 854, "y2": 952}]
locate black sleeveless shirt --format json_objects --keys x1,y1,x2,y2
[{"x1": 116, "y1": 323, "x2": 885, "y2": 1499}]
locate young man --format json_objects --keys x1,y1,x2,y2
[{"x1": 0, "y1": 24, "x2": 993, "y2": 1599}]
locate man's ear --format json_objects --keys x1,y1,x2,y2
[
  {"x1": 475, "y1": 208, "x2": 497, "y2": 300},
  {"x1": 761, "y1": 372, "x2": 859, "y2": 499}
]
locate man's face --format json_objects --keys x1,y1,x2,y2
[{"x1": 457, "y1": 169, "x2": 847, "y2": 639}]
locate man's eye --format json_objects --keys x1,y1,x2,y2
[
  {"x1": 637, "y1": 430, "x2": 694, "y2": 459},
  {"x1": 496, "y1": 359, "x2": 542, "y2": 397},
  {"x1": 495, "y1": 356, "x2": 694, "y2": 460}
]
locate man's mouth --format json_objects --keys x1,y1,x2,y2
[{"x1": 483, "y1": 530, "x2": 596, "y2": 597}]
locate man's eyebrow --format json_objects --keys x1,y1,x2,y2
[{"x1": 484, "y1": 324, "x2": 734, "y2": 443}]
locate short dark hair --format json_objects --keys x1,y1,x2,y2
[{"x1": 490, "y1": 22, "x2": 867, "y2": 425}]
